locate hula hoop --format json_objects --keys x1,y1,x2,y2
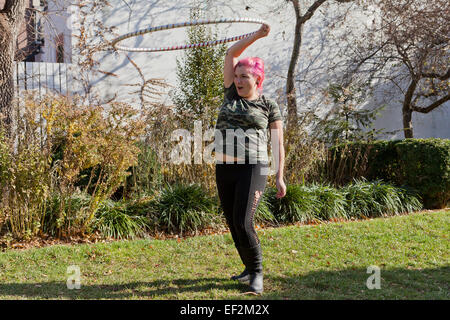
[{"x1": 111, "y1": 18, "x2": 267, "y2": 52}]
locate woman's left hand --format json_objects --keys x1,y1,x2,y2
[{"x1": 276, "y1": 178, "x2": 286, "y2": 199}]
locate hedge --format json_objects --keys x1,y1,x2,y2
[{"x1": 328, "y1": 138, "x2": 450, "y2": 209}]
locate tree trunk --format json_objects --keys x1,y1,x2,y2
[
  {"x1": 0, "y1": 0, "x2": 27, "y2": 136},
  {"x1": 402, "y1": 107, "x2": 413, "y2": 138},
  {"x1": 286, "y1": 0, "x2": 302, "y2": 138},
  {"x1": 0, "y1": 27, "x2": 15, "y2": 132},
  {"x1": 285, "y1": 0, "x2": 331, "y2": 143},
  {"x1": 402, "y1": 79, "x2": 418, "y2": 138}
]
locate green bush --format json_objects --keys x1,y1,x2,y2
[
  {"x1": 42, "y1": 192, "x2": 92, "y2": 237},
  {"x1": 341, "y1": 178, "x2": 380, "y2": 218},
  {"x1": 307, "y1": 184, "x2": 349, "y2": 220},
  {"x1": 93, "y1": 199, "x2": 149, "y2": 239},
  {"x1": 265, "y1": 183, "x2": 349, "y2": 223},
  {"x1": 148, "y1": 183, "x2": 221, "y2": 235},
  {"x1": 254, "y1": 193, "x2": 278, "y2": 225},
  {"x1": 342, "y1": 179, "x2": 423, "y2": 218},
  {"x1": 264, "y1": 180, "x2": 422, "y2": 224},
  {"x1": 43, "y1": 192, "x2": 155, "y2": 239},
  {"x1": 37, "y1": 179, "x2": 421, "y2": 240},
  {"x1": 265, "y1": 185, "x2": 320, "y2": 224},
  {"x1": 328, "y1": 138, "x2": 450, "y2": 209}
]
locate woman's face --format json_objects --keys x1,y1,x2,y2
[{"x1": 234, "y1": 65, "x2": 259, "y2": 99}]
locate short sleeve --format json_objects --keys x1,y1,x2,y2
[
  {"x1": 224, "y1": 82, "x2": 239, "y2": 101},
  {"x1": 268, "y1": 100, "x2": 283, "y2": 124}
]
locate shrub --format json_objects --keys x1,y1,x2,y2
[
  {"x1": 93, "y1": 199, "x2": 149, "y2": 239},
  {"x1": 42, "y1": 191, "x2": 92, "y2": 237},
  {"x1": 0, "y1": 120, "x2": 52, "y2": 239},
  {"x1": 148, "y1": 183, "x2": 221, "y2": 235},
  {"x1": 125, "y1": 142, "x2": 164, "y2": 198},
  {"x1": 342, "y1": 179, "x2": 422, "y2": 218},
  {"x1": 0, "y1": 93, "x2": 146, "y2": 239},
  {"x1": 254, "y1": 193, "x2": 278, "y2": 226},
  {"x1": 74, "y1": 142, "x2": 165, "y2": 201},
  {"x1": 327, "y1": 138, "x2": 450, "y2": 209},
  {"x1": 390, "y1": 139, "x2": 449, "y2": 209},
  {"x1": 265, "y1": 185, "x2": 320, "y2": 224},
  {"x1": 306, "y1": 184, "x2": 349, "y2": 220}
]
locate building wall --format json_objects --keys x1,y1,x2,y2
[
  {"x1": 40, "y1": 0, "x2": 450, "y2": 139},
  {"x1": 4, "y1": 0, "x2": 71, "y2": 63}
]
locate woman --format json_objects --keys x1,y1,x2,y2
[{"x1": 214, "y1": 23, "x2": 286, "y2": 294}]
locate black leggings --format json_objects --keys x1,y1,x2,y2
[{"x1": 215, "y1": 162, "x2": 269, "y2": 248}]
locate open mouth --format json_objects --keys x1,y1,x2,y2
[{"x1": 237, "y1": 86, "x2": 244, "y2": 90}]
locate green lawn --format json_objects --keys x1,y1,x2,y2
[{"x1": 0, "y1": 210, "x2": 448, "y2": 300}]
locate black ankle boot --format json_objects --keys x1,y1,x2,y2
[
  {"x1": 231, "y1": 268, "x2": 250, "y2": 282},
  {"x1": 240, "y1": 244, "x2": 263, "y2": 294},
  {"x1": 231, "y1": 246, "x2": 250, "y2": 283}
]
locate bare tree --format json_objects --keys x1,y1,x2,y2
[
  {"x1": 285, "y1": 0, "x2": 353, "y2": 142},
  {"x1": 343, "y1": 0, "x2": 449, "y2": 138},
  {"x1": 0, "y1": 0, "x2": 27, "y2": 133}
]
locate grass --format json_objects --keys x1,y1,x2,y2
[{"x1": 0, "y1": 210, "x2": 448, "y2": 300}]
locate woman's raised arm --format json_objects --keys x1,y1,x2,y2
[{"x1": 223, "y1": 23, "x2": 270, "y2": 88}]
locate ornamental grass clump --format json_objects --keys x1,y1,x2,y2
[
  {"x1": 265, "y1": 185, "x2": 320, "y2": 224},
  {"x1": 397, "y1": 187, "x2": 423, "y2": 213},
  {"x1": 254, "y1": 194, "x2": 278, "y2": 226},
  {"x1": 369, "y1": 180, "x2": 414, "y2": 216},
  {"x1": 306, "y1": 183, "x2": 349, "y2": 220},
  {"x1": 342, "y1": 179, "x2": 423, "y2": 218},
  {"x1": 41, "y1": 191, "x2": 92, "y2": 237},
  {"x1": 148, "y1": 183, "x2": 221, "y2": 235},
  {"x1": 93, "y1": 199, "x2": 149, "y2": 240}
]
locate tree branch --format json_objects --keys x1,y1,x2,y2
[
  {"x1": 299, "y1": 0, "x2": 326, "y2": 23},
  {"x1": 343, "y1": 40, "x2": 390, "y2": 86},
  {"x1": 422, "y1": 68, "x2": 450, "y2": 80},
  {"x1": 394, "y1": 41, "x2": 416, "y2": 77},
  {"x1": 411, "y1": 94, "x2": 450, "y2": 113}
]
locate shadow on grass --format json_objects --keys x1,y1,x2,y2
[
  {"x1": 0, "y1": 267, "x2": 448, "y2": 299},
  {"x1": 262, "y1": 266, "x2": 450, "y2": 300},
  {"x1": 0, "y1": 277, "x2": 246, "y2": 299}
]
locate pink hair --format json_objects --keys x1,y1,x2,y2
[{"x1": 234, "y1": 57, "x2": 265, "y2": 93}]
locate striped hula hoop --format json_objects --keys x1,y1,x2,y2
[{"x1": 111, "y1": 18, "x2": 267, "y2": 52}]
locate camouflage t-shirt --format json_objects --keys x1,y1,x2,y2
[{"x1": 214, "y1": 82, "x2": 283, "y2": 163}]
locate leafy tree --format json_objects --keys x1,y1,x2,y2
[
  {"x1": 171, "y1": 2, "x2": 227, "y2": 130},
  {"x1": 313, "y1": 82, "x2": 385, "y2": 144}
]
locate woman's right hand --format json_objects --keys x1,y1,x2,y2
[
  {"x1": 275, "y1": 178, "x2": 286, "y2": 199},
  {"x1": 256, "y1": 23, "x2": 270, "y2": 38}
]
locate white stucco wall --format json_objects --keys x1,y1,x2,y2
[{"x1": 68, "y1": 0, "x2": 449, "y2": 139}]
